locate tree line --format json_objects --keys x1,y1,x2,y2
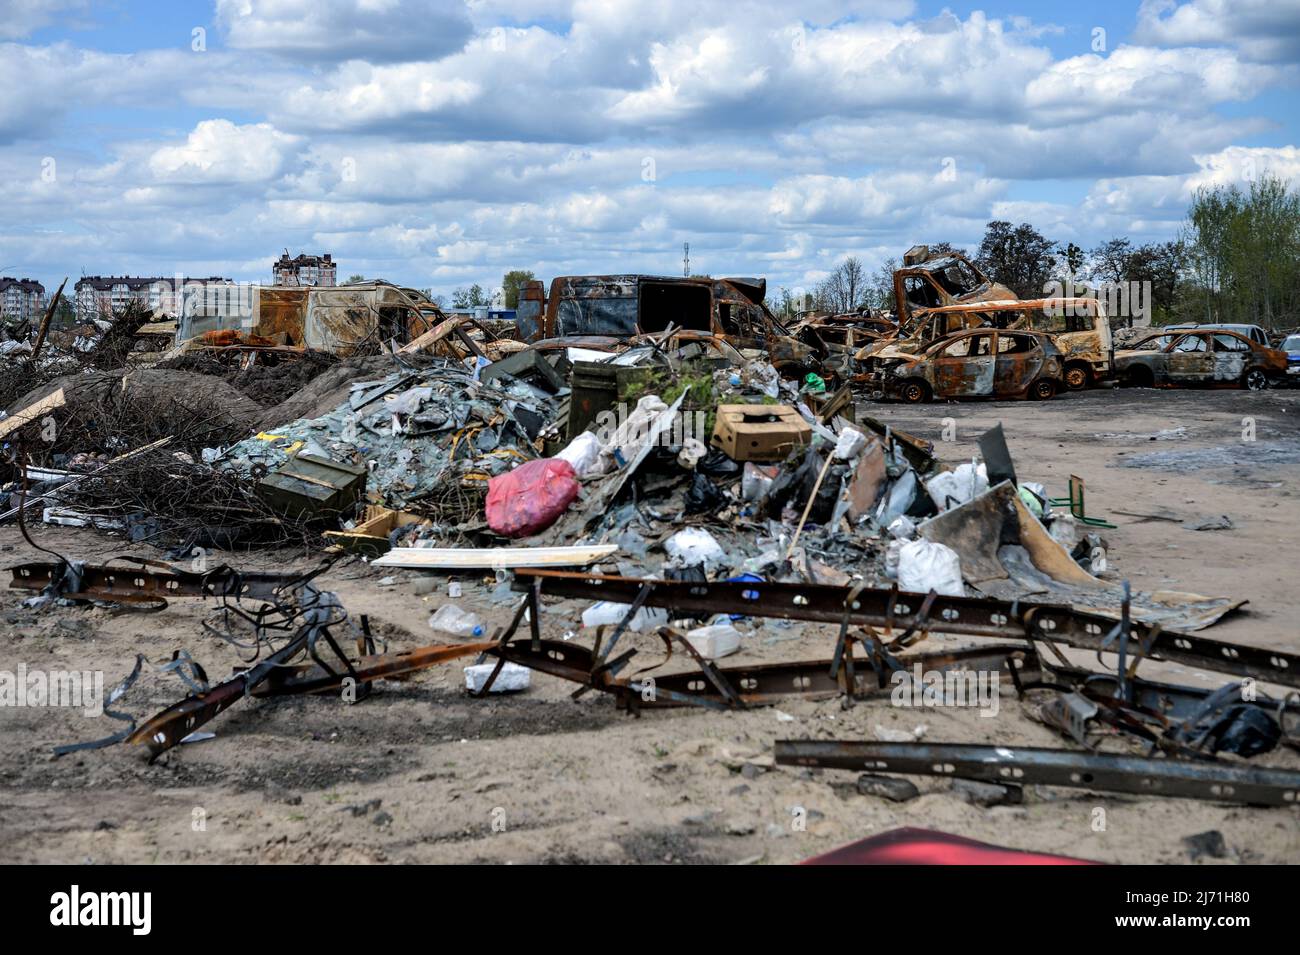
[{"x1": 777, "y1": 173, "x2": 1300, "y2": 331}]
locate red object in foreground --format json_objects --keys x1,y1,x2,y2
[
  {"x1": 486, "y1": 458, "x2": 580, "y2": 538},
  {"x1": 801, "y1": 827, "x2": 1099, "y2": 865}
]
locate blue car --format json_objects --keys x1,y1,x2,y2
[{"x1": 1284, "y1": 333, "x2": 1300, "y2": 384}]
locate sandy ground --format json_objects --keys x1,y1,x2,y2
[{"x1": 2, "y1": 385, "x2": 1298, "y2": 865}]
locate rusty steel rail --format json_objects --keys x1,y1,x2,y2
[
  {"x1": 773, "y1": 740, "x2": 1300, "y2": 807},
  {"x1": 511, "y1": 570, "x2": 1300, "y2": 689},
  {"x1": 9, "y1": 559, "x2": 301, "y2": 605},
  {"x1": 251, "y1": 641, "x2": 495, "y2": 697},
  {"x1": 483, "y1": 632, "x2": 1032, "y2": 711}
]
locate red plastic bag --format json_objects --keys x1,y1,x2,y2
[{"x1": 485, "y1": 458, "x2": 580, "y2": 538}]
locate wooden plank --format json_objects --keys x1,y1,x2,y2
[
  {"x1": 373, "y1": 544, "x2": 617, "y2": 569},
  {"x1": 0, "y1": 388, "x2": 66, "y2": 440},
  {"x1": 396, "y1": 315, "x2": 464, "y2": 354}
]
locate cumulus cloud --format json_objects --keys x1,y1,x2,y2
[
  {"x1": 1135, "y1": 0, "x2": 1300, "y2": 64},
  {"x1": 0, "y1": 1, "x2": 90, "y2": 40},
  {"x1": 215, "y1": 0, "x2": 474, "y2": 63},
  {"x1": 1, "y1": 1, "x2": 1297, "y2": 294},
  {"x1": 148, "y1": 120, "x2": 300, "y2": 184}
]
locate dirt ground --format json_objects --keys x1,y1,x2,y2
[{"x1": 2, "y1": 385, "x2": 1298, "y2": 865}]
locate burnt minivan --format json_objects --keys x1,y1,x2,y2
[{"x1": 515, "y1": 274, "x2": 819, "y2": 375}]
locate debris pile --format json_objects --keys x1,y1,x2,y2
[{"x1": 3, "y1": 256, "x2": 1297, "y2": 829}]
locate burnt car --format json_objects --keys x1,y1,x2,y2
[
  {"x1": 854, "y1": 245, "x2": 1113, "y2": 389},
  {"x1": 877, "y1": 328, "x2": 1063, "y2": 403},
  {"x1": 1115, "y1": 329, "x2": 1288, "y2": 391}
]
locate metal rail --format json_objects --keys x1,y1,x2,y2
[{"x1": 773, "y1": 740, "x2": 1300, "y2": 807}]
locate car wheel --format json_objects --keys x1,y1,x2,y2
[
  {"x1": 900, "y1": 379, "x2": 930, "y2": 403},
  {"x1": 1243, "y1": 368, "x2": 1269, "y2": 391},
  {"x1": 1123, "y1": 366, "x2": 1153, "y2": 388},
  {"x1": 1063, "y1": 363, "x2": 1090, "y2": 390},
  {"x1": 1029, "y1": 378, "x2": 1058, "y2": 400}
]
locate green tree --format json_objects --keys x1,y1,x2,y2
[
  {"x1": 869, "y1": 258, "x2": 898, "y2": 313},
  {"x1": 500, "y1": 269, "x2": 536, "y2": 309},
  {"x1": 974, "y1": 221, "x2": 1058, "y2": 298},
  {"x1": 1181, "y1": 174, "x2": 1300, "y2": 330},
  {"x1": 452, "y1": 284, "x2": 487, "y2": 308},
  {"x1": 345, "y1": 273, "x2": 366, "y2": 284},
  {"x1": 1059, "y1": 242, "x2": 1086, "y2": 278},
  {"x1": 1088, "y1": 238, "x2": 1132, "y2": 286}
]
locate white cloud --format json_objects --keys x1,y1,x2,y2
[
  {"x1": 2, "y1": 2, "x2": 1297, "y2": 296},
  {"x1": 1135, "y1": 0, "x2": 1300, "y2": 64},
  {"x1": 148, "y1": 120, "x2": 300, "y2": 184},
  {"x1": 215, "y1": 0, "x2": 473, "y2": 62},
  {"x1": 0, "y1": 1, "x2": 90, "y2": 40}
]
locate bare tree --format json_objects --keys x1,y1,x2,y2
[{"x1": 815, "y1": 256, "x2": 868, "y2": 313}]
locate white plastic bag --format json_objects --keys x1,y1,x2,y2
[
  {"x1": 599, "y1": 394, "x2": 668, "y2": 470},
  {"x1": 464, "y1": 661, "x2": 531, "y2": 693},
  {"x1": 742, "y1": 462, "x2": 778, "y2": 502},
  {"x1": 832, "y1": 427, "x2": 868, "y2": 461},
  {"x1": 925, "y1": 462, "x2": 988, "y2": 512},
  {"x1": 886, "y1": 515, "x2": 917, "y2": 540},
  {"x1": 555, "y1": 431, "x2": 602, "y2": 477},
  {"x1": 897, "y1": 539, "x2": 964, "y2": 596},
  {"x1": 677, "y1": 437, "x2": 707, "y2": 469},
  {"x1": 664, "y1": 527, "x2": 726, "y2": 570}
]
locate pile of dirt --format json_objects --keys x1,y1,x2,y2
[{"x1": 158, "y1": 350, "x2": 341, "y2": 408}]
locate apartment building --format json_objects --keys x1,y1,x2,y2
[
  {"x1": 0, "y1": 277, "x2": 46, "y2": 322},
  {"x1": 272, "y1": 252, "x2": 336, "y2": 287},
  {"x1": 74, "y1": 276, "x2": 235, "y2": 321}
]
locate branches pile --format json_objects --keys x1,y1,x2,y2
[
  {"x1": 408, "y1": 475, "x2": 488, "y2": 530},
  {"x1": 55, "y1": 444, "x2": 322, "y2": 552},
  {"x1": 81, "y1": 301, "x2": 157, "y2": 369},
  {"x1": 28, "y1": 388, "x2": 253, "y2": 467}
]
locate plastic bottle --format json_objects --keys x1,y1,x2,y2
[{"x1": 429, "y1": 604, "x2": 485, "y2": 637}]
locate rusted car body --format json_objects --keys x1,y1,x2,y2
[
  {"x1": 1115, "y1": 329, "x2": 1288, "y2": 391},
  {"x1": 793, "y1": 312, "x2": 895, "y2": 380},
  {"x1": 516, "y1": 274, "x2": 819, "y2": 377},
  {"x1": 178, "y1": 281, "x2": 443, "y2": 355},
  {"x1": 856, "y1": 246, "x2": 1113, "y2": 389},
  {"x1": 877, "y1": 328, "x2": 1064, "y2": 403}
]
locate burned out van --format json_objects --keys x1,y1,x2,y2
[{"x1": 515, "y1": 274, "x2": 819, "y2": 375}]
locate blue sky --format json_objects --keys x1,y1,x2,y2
[{"x1": 2, "y1": 0, "x2": 1298, "y2": 300}]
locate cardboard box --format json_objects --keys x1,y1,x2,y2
[
  {"x1": 323, "y1": 505, "x2": 428, "y2": 556},
  {"x1": 710, "y1": 404, "x2": 811, "y2": 462}
]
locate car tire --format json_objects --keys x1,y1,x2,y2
[
  {"x1": 1243, "y1": 368, "x2": 1270, "y2": 391},
  {"x1": 1123, "y1": 366, "x2": 1153, "y2": 388},
  {"x1": 1029, "y1": 377, "x2": 1058, "y2": 400},
  {"x1": 899, "y1": 379, "x2": 930, "y2": 404},
  {"x1": 1063, "y1": 363, "x2": 1090, "y2": 390}
]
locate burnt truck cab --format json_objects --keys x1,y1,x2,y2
[
  {"x1": 857, "y1": 246, "x2": 1113, "y2": 389},
  {"x1": 515, "y1": 274, "x2": 819, "y2": 378}
]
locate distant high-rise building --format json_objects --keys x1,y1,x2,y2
[
  {"x1": 273, "y1": 252, "x2": 336, "y2": 287},
  {"x1": 0, "y1": 277, "x2": 45, "y2": 322}
]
